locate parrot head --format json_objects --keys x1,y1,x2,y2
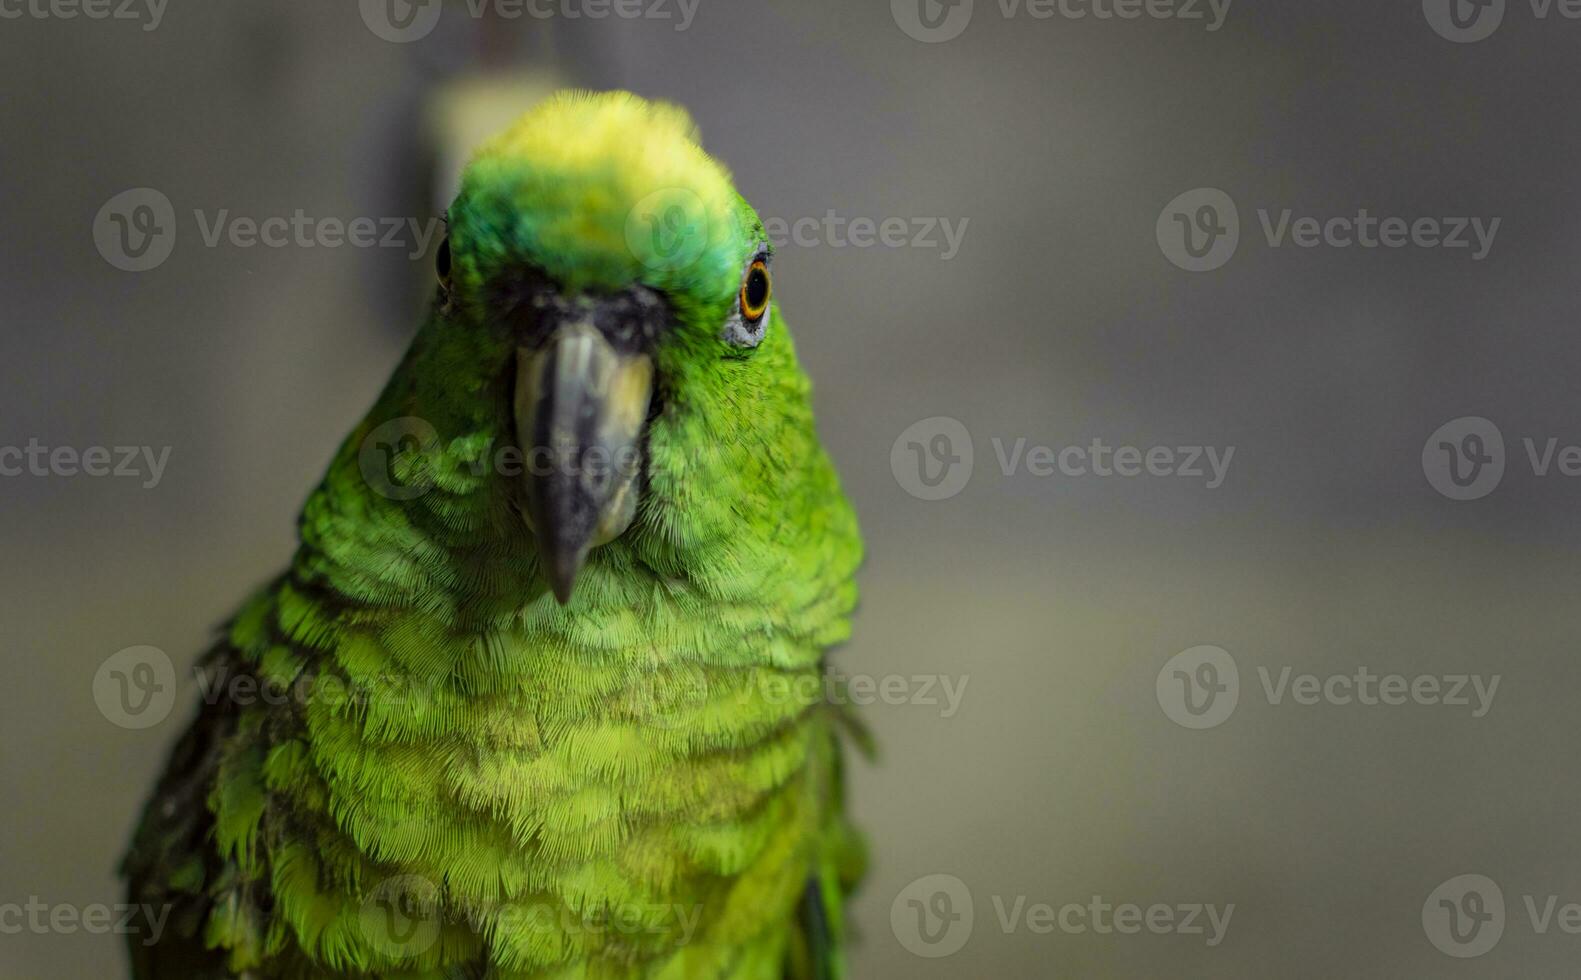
[{"x1": 387, "y1": 91, "x2": 826, "y2": 605}]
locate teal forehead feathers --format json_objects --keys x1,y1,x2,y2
[{"x1": 446, "y1": 91, "x2": 763, "y2": 306}]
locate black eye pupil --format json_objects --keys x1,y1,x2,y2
[
  {"x1": 436, "y1": 237, "x2": 452, "y2": 282},
  {"x1": 745, "y1": 268, "x2": 768, "y2": 310}
]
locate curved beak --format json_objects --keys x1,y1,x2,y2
[{"x1": 514, "y1": 321, "x2": 654, "y2": 603}]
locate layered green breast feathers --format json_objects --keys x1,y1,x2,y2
[{"x1": 122, "y1": 91, "x2": 864, "y2": 980}]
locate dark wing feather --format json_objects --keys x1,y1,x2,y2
[{"x1": 121, "y1": 645, "x2": 240, "y2": 980}]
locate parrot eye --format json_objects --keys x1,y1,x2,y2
[
  {"x1": 722, "y1": 253, "x2": 772, "y2": 349},
  {"x1": 436, "y1": 236, "x2": 452, "y2": 292},
  {"x1": 740, "y1": 260, "x2": 771, "y2": 322}
]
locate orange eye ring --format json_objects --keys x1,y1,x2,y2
[{"x1": 740, "y1": 259, "x2": 771, "y2": 322}]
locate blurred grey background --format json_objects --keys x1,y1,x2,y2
[{"x1": 6, "y1": 0, "x2": 1581, "y2": 976}]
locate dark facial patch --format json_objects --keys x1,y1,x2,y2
[{"x1": 490, "y1": 267, "x2": 672, "y2": 356}]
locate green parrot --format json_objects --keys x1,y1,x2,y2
[{"x1": 121, "y1": 91, "x2": 865, "y2": 980}]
